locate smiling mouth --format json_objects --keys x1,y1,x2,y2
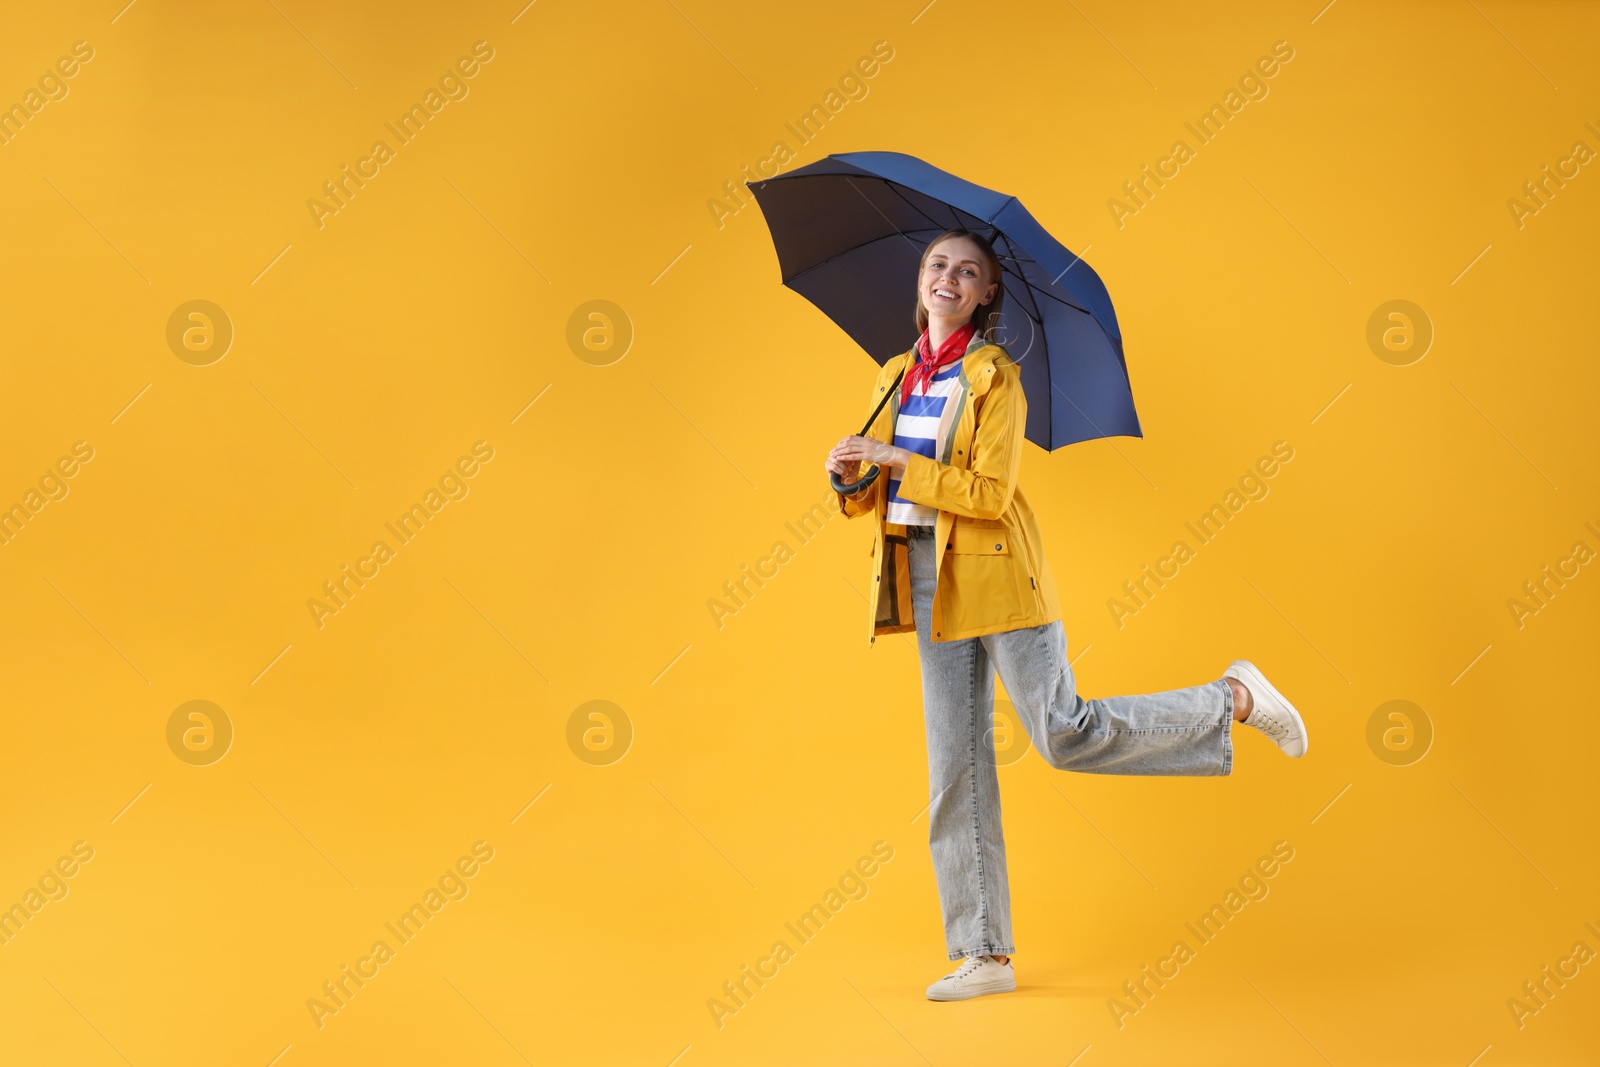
[{"x1": 932, "y1": 288, "x2": 959, "y2": 302}]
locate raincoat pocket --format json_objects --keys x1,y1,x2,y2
[
  {"x1": 943, "y1": 524, "x2": 1030, "y2": 628},
  {"x1": 948, "y1": 524, "x2": 1010, "y2": 555}
]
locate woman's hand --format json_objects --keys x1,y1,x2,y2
[
  {"x1": 827, "y1": 436, "x2": 908, "y2": 479},
  {"x1": 824, "y1": 444, "x2": 862, "y2": 485}
]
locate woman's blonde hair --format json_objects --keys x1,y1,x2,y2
[{"x1": 913, "y1": 228, "x2": 1005, "y2": 341}]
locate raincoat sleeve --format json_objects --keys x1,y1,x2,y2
[{"x1": 894, "y1": 360, "x2": 1024, "y2": 521}]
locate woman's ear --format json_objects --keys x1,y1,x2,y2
[{"x1": 981, "y1": 275, "x2": 999, "y2": 305}]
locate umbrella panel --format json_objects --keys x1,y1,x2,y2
[{"x1": 753, "y1": 166, "x2": 1142, "y2": 448}]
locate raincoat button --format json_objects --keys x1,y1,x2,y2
[{"x1": 994, "y1": 543, "x2": 1002, "y2": 551}]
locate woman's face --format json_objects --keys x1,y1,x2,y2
[{"x1": 920, "y1": 236, "x2": 997, "y2": 326}]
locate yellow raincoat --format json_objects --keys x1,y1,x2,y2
[{"x1": 837, "y1": 336, "x2": 1063, "y2": 646}]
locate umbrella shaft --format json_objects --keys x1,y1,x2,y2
[{"x1": 857, "y1": 365, "x2": 907, "y2": 438}]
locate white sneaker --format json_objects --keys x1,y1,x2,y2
[
  {"x1": 1225, "y1": 659, "x2": 1308, "y2": 758},
  {"x1": 925, "y1": 955, "x2": 1016, "y2": 1001}
]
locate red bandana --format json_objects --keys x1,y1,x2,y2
[{"x1": 902, "y1": 320, "x2": 977, "y2": 406}]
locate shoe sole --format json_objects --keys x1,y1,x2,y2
[
  {"x1": 1227, "y1": 659, "x2": 1308, "y2": 757},
  {"x1": 926, "y1": 976, "x2": 1016, "y2": 1001}
]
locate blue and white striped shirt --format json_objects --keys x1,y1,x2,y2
[{"x1": 887, "y1": 359, "x2": 967, "y2": 527}]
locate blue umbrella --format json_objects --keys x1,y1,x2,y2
[{"x1": 747, "y1": 151, "x2": 1140, "y2": 493}]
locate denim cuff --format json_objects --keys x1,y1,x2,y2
[{"x1": 1218, "y1": 678, "x2": 1235, "y2": 776}]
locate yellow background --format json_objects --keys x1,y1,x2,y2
[{"x1": 1, "y1": 0, "x2": 1596, "y2": 1063}]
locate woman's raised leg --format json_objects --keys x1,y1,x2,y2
[{"x1": 982, "y1": 619, "x2": 1236, "y2": 776}]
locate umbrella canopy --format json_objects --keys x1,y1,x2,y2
[{"x1": 747, "y1": 151, "x2": 1140, "y2": 449}]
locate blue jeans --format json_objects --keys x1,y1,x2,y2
[{"x1": 906, "y1": 523, "x2": 1235, "y2": 960}]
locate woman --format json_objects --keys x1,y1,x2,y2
[{"x1": 823, "y1": 228, "x2": 1308, "y2": 1002}]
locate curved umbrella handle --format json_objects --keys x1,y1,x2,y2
[{"x1": 830, "y1": 463, "x2": 882, "y2": 496}]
